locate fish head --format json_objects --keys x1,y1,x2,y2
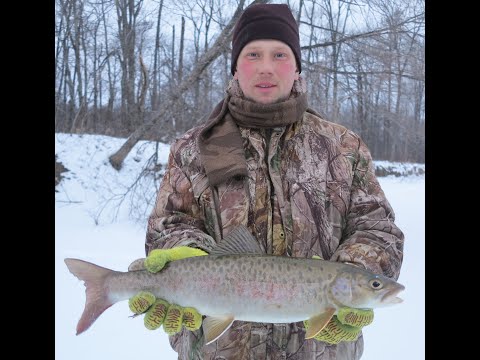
[{"x1": 329, "y1": 268, "x2": 405, "y2": 309}]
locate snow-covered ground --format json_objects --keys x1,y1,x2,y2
[{"x1": 55, "y1": 133, "x2": 424, "y2": 360}]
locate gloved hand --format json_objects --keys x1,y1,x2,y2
[
  {"x1": 304, "y1": 307, "x2": 374, "y2": 344},
  {"x1": 303, "y1": 255, "x2": 374, "y2": 344},
  {"x1": 128, "y1": 246, "x2": 208, "y2": 334}
]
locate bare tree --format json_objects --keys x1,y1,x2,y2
[
  {"x1": 178, "y1": 16, "x2": 185, "y2": 84},
  {"x1": 101, "y1": 0, "x2": 117, "y2": 133},
  {"x1": 56, "y1": 0, "x2": 77, "y2": 132},
  {"x1": 151, "y1": 0, "x2": 164, "y2": 111},
  {"x1": 114, "y1": 0, "x2": 144, "y2": 132},
  {"x1": 68, "y1": 0, "x2": 87, "y2": 132}
]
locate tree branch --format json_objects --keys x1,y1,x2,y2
[{"x1": 300, "y1": 12, "x2": 424, "y2": 51}]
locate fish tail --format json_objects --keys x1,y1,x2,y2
[{"x1": 64, "y1": 258, "x2": 116, "y2": 335}]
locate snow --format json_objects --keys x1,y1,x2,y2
[{"x1": 55, "y1": 133, "x2": 424, "y2": 360}]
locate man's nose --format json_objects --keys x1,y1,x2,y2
[{"x1": 257, "y1": 58, "x2": 274, "y2": 74}]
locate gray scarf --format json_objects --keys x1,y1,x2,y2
[{"x1": 198, "y1": 78, "x2": 308, "y2": 187}]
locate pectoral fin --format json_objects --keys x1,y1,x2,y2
[
  {"x1": 202, "y1": 315, "x2": 235, "y2": 345},
  {"x1": 128, "y1": 258, "x2": 146, "y2": 271},
  {"x1": 305, "y1": 308, "x2": 336, "y2": 339}
]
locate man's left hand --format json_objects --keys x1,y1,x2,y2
[{"x1": 304, "y1": 307, "x2": 374, "y2": 344}]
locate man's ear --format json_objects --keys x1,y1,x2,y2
[{"x1": 233, "y1": 71, "x2": 238, "y2": 79}]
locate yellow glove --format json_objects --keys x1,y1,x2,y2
[
  {"x1": 144, "y1": 246, "x2": 208, "y2": 273},
  {"x1": 128, "y1": 246, "x2": 208, "y2": 334},
  {"x1": 304, "y1": 307, "x2": 374, "y2": 344},
  {"x1": 304, "y1": 255, "x2": 374, "y2": 344}
]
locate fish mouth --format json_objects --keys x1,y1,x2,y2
[{"x1": 381, "y1": 284, "x2": 405, "y2": 304}]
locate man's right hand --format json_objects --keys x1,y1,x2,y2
[
  {"x1": 128, "y1": 246, "x2": 208, "y2": 334},
  {"x1": 129, "y1": 292, "x2": 203, "y2": 333}
]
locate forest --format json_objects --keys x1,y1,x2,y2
[{"x1": 55, "y1": 0, "x2": 425, "y2": 166}]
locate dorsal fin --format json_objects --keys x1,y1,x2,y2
[{"x1": 209, "y1": 225, "x2": 264, "y2": 256}]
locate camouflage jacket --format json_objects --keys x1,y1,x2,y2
[{"x1": 145, "y1": 107, "x2": 404, "y2": 360}]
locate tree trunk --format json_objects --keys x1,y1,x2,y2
[
  {"x1": 92, "y1": 21, "x2": 99, "y2": 133},
  {"x1": 101, "y1": 0, "x2": 115, "y2": 130},
  {"x1": 151, "y1": 0, "x2": 163, "y2": 111},
  {"x1": 115, "y1": 0, "x2": 143, "y2": 133},
  {"x1": 178, "y1": 16, "x2": 185, "y2": 84},
  {"x1": 70, "y1": 0, "x2": 85, "y2": 132}
]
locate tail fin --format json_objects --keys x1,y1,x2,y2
[{"x1": 64, "y1": 258, "x2": 116, "y2": 335}]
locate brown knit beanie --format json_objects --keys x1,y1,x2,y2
[{"x1": 231, "y1": 3, "x2": 301, "y2": 76}]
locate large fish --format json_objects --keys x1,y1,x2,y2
[{"x1": 65, "y1": 225, "x2": 404, "y2": 344}]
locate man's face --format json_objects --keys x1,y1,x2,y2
[{"x1": 234, "y1": 39, "x2": 299, "y2": 104}]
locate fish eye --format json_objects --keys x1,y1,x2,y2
[{"x1": 369, "y1": 279, "x2": 383, "y2": 289}]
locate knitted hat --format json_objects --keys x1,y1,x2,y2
[{"x1": 231, "y1": 4, "x2": 301, "y2": 76}]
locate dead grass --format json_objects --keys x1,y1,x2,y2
[{"x1": 55, "y1": 154, "x2": 69, "y2": 190}]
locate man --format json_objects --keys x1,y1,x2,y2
[{"x1": 130, "y1": 3, "x2": 404, "y2": 359}]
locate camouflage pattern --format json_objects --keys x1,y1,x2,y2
[{"x1": 145, "y1": 106, "x2": 404, "y2": 359}]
